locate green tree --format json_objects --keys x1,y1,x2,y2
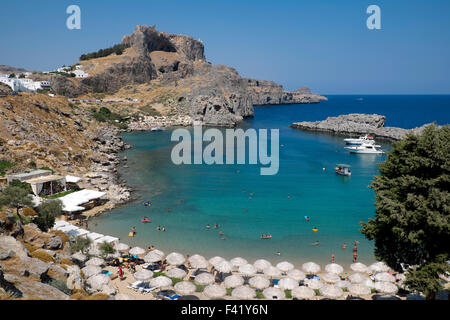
[
  {"x1": 0, "y1": 185, "x2": 33, "y2": 217},
  {"x1": 8, "y1": 73, "x2": 16, "y2": 78},
  {"x1": 33, "y1": 199, "x2": 63, "y2": 231},
  {"x1": 99, "y1": 241, "x2": 115, "y2": 257},
  {"x1": 361, "y1": 124, "x2": 450, "y2": 299}
]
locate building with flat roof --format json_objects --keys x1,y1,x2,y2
[{"x1": 6, "y1": 169, "x2": 52, "y2": 184}]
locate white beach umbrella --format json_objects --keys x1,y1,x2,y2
[
  {"x1": 82, "y1": 265, "x2": 102, "y2": 278},
  {"x1": 166, "y1": 268, "x2": 187, "y2": 279},
  {"x1": 369, "y1": 262, "x2": 390, "y2": 273},
  {"x1": 188, "y1": 254, "x2": 209, "y2": 269},
  {"x1": 150, "y1": 276, "x2": 172, "y2": 288},
  {"x1": 209, "y1": 256, "x2": 225, "y2": 266},
  {"x1": 195, "y1": 273, "x2": 215, "y2": 285},
  {"x1": 174, "y1": 281, "x2": 196, "y2": 295},
  {"x1": 350, "y1": 262, "x2": 368, "y2": 273},
  {"x1": 263, "y1": 287, "x2": 285, "y2": 300},
  {"x1": 129, "y1": 247, "x2": 146, "y2": 256},
  {"x1": 151, "y1": 249, "x2": 165, "y2": 257},
  {"x1": 224, "y1": 275, "x2": 244, "y2": 289},
  {"x1": 87, "y1": 274, "x2": 110, "y2": 291},
  {"x1": 144, "y1": 251, "x2": 164, "y2": 263},
  {"x1": 278, "y1": 277, "x2": 299, "y2": 290},
  {"x1": 374, "y1": 272, "x2": 396, "y2": 283},
  {"x1": 215, "y1": 260, "x2": 233, "y2": 273},
  {"x1": 231, "y1": 286, "x2": 256, "y2": 300},
  {"x1": 363, "y1": 278, "x2": 376, "y2": 289},
  {"x1": 85, "y1": 257, "x2": 105, "y2": 266},
  {"x1": 320, "y1": 285, "x2": 343, "y2": 299},
  {"x1": 335, "y1": 280, "x2": 351, "y2": 289},
  {"x1": 166, "y1": 252, "x2": 186, "y2": 266},
  {"x1": 204, "y1": 284, "x2": 227, "y2": 299},
  {"x1": 263, "y1": 266, "x2": 282, "y2": 278},
  {"x1": 276, "y1": 261, "x2": 295, "y2": 273},
  {"x1": 239, "y1": 264, "x2": 257, "y2": 276},
  {"x1": 349, "y1": 283, "x2": 371, "y2": 296},
  {"x1": 292, "y1": 286, "x2": 315, "y2": 300},
  {"x1": 302, "y1": 262, "x2": 321, "y2": 274},
  {"x1": 115, "y1": 243, "x2": 130, "y2": 251},
  {"x1": 349, "y1": 273, "x2": 369, "y2": 284},
  {"x1": 374, "y1": 281, "x2": 398, "y2": 294},
  {"x1": 287, "y1": 269, "x2": 306, "y2": 281},
  {"x1": 305, "y1": 278, "x2": 324, "y2": 290},
  {"x1": 249, "y1": 276, "x2": 270, "y2": 290},
  {"x1": 322, "y1": 273, "x2": 341, "y2": 284},
  {"x1": 253, "y1": 259, "x2": 271, "y2": 272},
  {"x1": 133, "y1": 269, "x2": 154, "y2": 282},
  {"x1": 230, "y1": 257, "x2": 248, "y2": 268},
  {"x1": 325, "y1": 263, "x2": 344, "y2": 275}
]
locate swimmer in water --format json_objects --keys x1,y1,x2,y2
[
  {"x1": 313, "y1": 227, "x2": 318, "y2": 232},
  {"x1": 312, "y1": 241, "x2": 320, "y2": 246},
  {"x1": 157, "y1": 225, "x2": 161, "y2": 231},
  {"x1": 219, "y1": 231, "x2": 224, "y2": 236},
  {"x1": 206, "y1": 224, "x2": 211, "y2": 229},
  {"x1": 287, "y1": 195, "x2": 291, "y2": 199},
  {"x1": 167, "y1": 208, "x2": 171, "y2": 212},
  {"x1": 244, "y1": 208, "x2": 248, "y2": 212},
  {"x1": 342, "y1": 242, "x2": 347, "y2": 249},
  {"x1": 331, "y1": 253, "x2": 335, "y2": 263},
  {"x1": 305, "y1": 216, "x2": 310, "y2": 222},
  {"x1": 162, "y1": 226, "x2": 166, "y2": 232},
  {"x1": 214, "y1": 224, "x2": 219, "y2": 229},
  {"x1": 276, "y1": 252, "x2": 281, "y2": 256}
]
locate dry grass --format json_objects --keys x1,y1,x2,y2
[
  {"x1": 30, "y1": 251, "x2": 55, "y2": 263},
  {"x1": 49, "y1": 230, "x2": 69, "y2": 244}
]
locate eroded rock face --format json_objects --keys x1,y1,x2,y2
[{"x1": 0, "y1": 236, "x2": 29, "y2": 260}]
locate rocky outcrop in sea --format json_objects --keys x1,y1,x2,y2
[{"x1": 291, "y1": 113, "x2": 435, "y2": 141}]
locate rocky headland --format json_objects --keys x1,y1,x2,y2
[{"x1": 291, "y1": 114, "x2": 436, "y2": 141}]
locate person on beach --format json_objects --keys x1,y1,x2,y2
[
  {"x1": 331, "y1": 253, "x2": 335, "y2": 263},
  {"x1": 342, "y1": 242, "x2": 347, "y2": 249},
  {"x1": 354, "y1": 240, "x2": 359, "y2": 245},
  {"x1": 131, "y1": 226, "x2": 136, "y2": 235},
  {"x1": 118, "y1": 266, "x2": 124, "y2": 280},
  {"x1": 353, "y1": 251, "x2": 358, "y2": 263}
]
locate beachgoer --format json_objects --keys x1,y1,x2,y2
[
  {"x1": 353, "y1": 251, "x2": 358, "y2": 263},
  {"x1": 342, "y1": 243, "x2": 347, "y2": 250},
  {"x1": 157, "y1": 225, "x2": 161, "y2": 231},
  {"x1": 354, "y1": 240, "x2": 359, "y2": 245},
  {"x1": 276, "y1": 252, "x2": 281, "y2": 256},
  {"x1": 214, "y1": 224, "x2": 219, "y2": 229},
  {"x1": 305, "y1": 216, "x2": 310, "y2": 222},
  {"x1": 132, "y1": 226, "x2": 136, "y2": 235},
  {"x1": 312, "y1": 227, "x2": 318, "y2": 232},
  {"x1": 312, "y1": 241, "x2": 320, "y2": 246},
  {"x1": 353, "y1": 245, "x2": 358, "y2": 253},
  {"x1": 331, "y1": 253, "x2": 335, "y2": 263},
  {"x1": 118, "y1": 266, "x2": 124, "y2": 280},
  {"x1": 287, "y1": 195, "x2": 291, "y2": 199},
  {"x1": 162, "y1": 226, "x2": 166, "y2": 232},
  {"x1": 168, "y1": 208, "x2": 171, "y2": 212},
  {"x1": 219, "y1": 231, "x2": 224, "y2": 236},
  {"x1": 206, "y1": 224, "x2": 211, "y2": 229}
]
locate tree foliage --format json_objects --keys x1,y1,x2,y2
[
  {"x1": 361, "y1": 124, "x2": 450, "y2": 298},
  {"x1": 33, "y1": 199, "x2": 63, "y2": 232},
  {"x1": 0, "y1": 185, "x2": 33, "y2": 215},
  {"x1": 80, "y1": 43, "x2": 130, "y2": 61}
]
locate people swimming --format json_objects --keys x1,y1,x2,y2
[
  {"x1": 331, "y1": 253, "x2": 335, "y2": 263},
  {"x1": 144, "y1": 201, "x2": 152, "y2": 207},
  {"x1": 312, "y1": 227, "x2": 318, "y2": 232},
  {"x1": 205, "y1": 224, "x2": 211, "y2": 229},
  {"x1": 312, "y1": 240, "x2": 320, "y2": 246},
  {"x1": 162, "y1": 226, "x2": 166, "y2": 232},
  {"x1": 261, "y1": 234, "x2": 272, "y2": 239},
  {"x1": 276, "y1": 252, "x2": 281, "y2": 256},
  {"x1": 157, "y1": 225, "x2": 161, "y2": 231},
  {"x1": 304, "y1": 216, "x2": 310, "y2": 222},
  {"x1": 213, "y1": 224, "x2": 219, "y2": 229},
  {"x1": 342, "y1": 242, "x2": 347, "y2": 249},
  {"x1": 141, "y1": 217, "x2": 151, "y2": 223}
]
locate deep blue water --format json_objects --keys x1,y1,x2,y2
[{"x1": 91, "y1": 95, "x2": 450, "y2": 268}]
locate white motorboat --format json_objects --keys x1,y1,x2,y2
[
  {"x1": 335, "y1": 164, "x2": 351, "y2": 176},
  {"x1": 346, "y1": 143, "x2": 384, "y2": 154},
  {"x1": 151, "y1": 126, "x2": 163, "y2": 132},
  {"x1": 344, "y1": 135, "x2": 375, "y2": 146}
]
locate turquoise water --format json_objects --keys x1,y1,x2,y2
[{"x1": 91, "y1": 95, "x2": 450, "y2": 268}]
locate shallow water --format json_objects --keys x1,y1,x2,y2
[{"x1": 91, "y1": 95, "x2": 450, "y2": 268}]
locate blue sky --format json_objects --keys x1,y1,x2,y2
[{"x1": 1, "y1": 0, "x2": 449, "y2": 94}]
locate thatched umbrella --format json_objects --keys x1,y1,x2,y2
[
  {"x1": 335, "y1": 280, "x2": 351, "y2": 289},
  {"x1": 133, "y1": 269, "x2": 154, "y2": 282},
  {"x1": 248, "y1": 276, "x2": 270, "y2": 290},
  {"x1": 276, "y1": 261, "x2": 294, "y2": 273},
  {"x1": 322, "y1": 273, "x2": 341, "y2": 284},
  {"x1": 209, "y1": 256, "x2": 225, "y2": 266},
  {"x1": 374, "y1": 281, "x2": 398, "y2": 294},
  {"x1": 292, "y1": 286, "x2": 315, "y2": 299},
  {"x1": 174, "y1": 281, "x2": 196, "y2": 295},
  {"x1": 150, "y1": 276, "x2": 172, "y2": 288},
  {"x1": 350, "y1": 262, "x2": 368, "y2": 273},
  {"x1": 239, "y1": 264, "x2": 257, "y2": 276},
  {"x1": 152, "y1": 249, "x2": 165, "y2": 257},
  {"x1": 144, "y1": 251, "x2": 164, "y2": 263},
  {"x1": 374, "y1": 272, "x2": 395, "y2": 283},
  {"x1": 263, "y1": 287, "x2": 285, "y2": 300},
  {"x1": 194, "y1": 273, "x2": 215, "y2": 285},
  {"x1": 363, "y1": 278, "x2": 376, "y2": 289},
  {"x1": 115, "y1": 243, "x2": 130, "y2": 252},
  {"x1": 224, "y1": 275, "x2": 244, "y2": 289},
  {"x1": 302, "y1": 262, "x2": 321, "y2": 274},
  {"x1": 349, "y1": 273, "x2": 369, "y2": 284},
  {"x1": 348, "y1": 283, "x2": 371, "y2": 296},
  {"x1": 253, "y1": 259, "x2": 271, "y2": 272},
  {"x1": 215, "y1": 260, "x2": 233, "y2": 273},
  {"x1": 231, "y1": 286, "x2": 256, "y2": 299},
  {"x1": 129, "y1": 247, "x2": 146, "y2": 256},
  {"x1": 320, "y1": 285, "x2": 343, "y2": 299},
  {"x1": 166, "y1": 252, "x2": 186, "y2": 266},
  {"x1": 278, "y1": 278, "x2": 299, "y2": 290},
  {"x1": 263, "y1": 266, "x2": 282, "y2": 278},
  {"x1": 188, "y1": 254, "x2": 209, "y2": 269},
  {"x1": 166, "y1": 267, "x2": 187, "y2": 279},
  {"x1": 204, "y1": 284, "x2": 227, "y2": 299},
  {"x1": 305, "y1": 278, "x2": 323, "y2": 290},
  {"x1": 230, "y1": 257, "x2": 248, "y2": 268},
  {"x1": 368, "y1": 262, "x2": 390, "y2": 273},
  {"x1": 287, "y1": 269, "x2": 306, "y2": 281},
  {"x1": 82, "y1": 265, "x2": 102, "y2": 278},
  {"x1": 325, "y1": 263, "x2": 344, "y2": 275},
  {"x1": 85, "y1": 257, "x2": 105, "y2": 266}
]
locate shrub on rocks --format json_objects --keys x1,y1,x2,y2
[{"x1": 30, "y1": 250, "x2": 55, "y2": 263}]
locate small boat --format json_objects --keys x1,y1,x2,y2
[
  {"x1": 151, "y1": 126, "x2": 163, "y2": 132},
  {"x1": 346, "y1": 143, "x2": 384, "y2": 154},
  {"x1": 141, "y1": 219, "x2": 151, "y2": 223},
  {"x1": 335, "y1": 164, "x2": 351, "y2": 176},
  {"x1": 344, "y1": 135, "x2": 375, "y2": 146},
  {"x1": 261, "y1": 234, "x2": 272, "y2": 239}
]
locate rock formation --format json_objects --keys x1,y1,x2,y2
[{"x1": 291, "y1": 113, "x2": 436, "y2": 141}]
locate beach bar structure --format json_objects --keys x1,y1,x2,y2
[
  {"x1": 59, "y1": 189, "x2": 106, "y2": 213},
  {"x1": 25, "y1": 175, "x2": 67, "y2": 197},
  {"x1": 6, "y1": 169, "x2": 53, "y2": 184}
]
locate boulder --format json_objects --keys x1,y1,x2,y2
[
  {"x1": 14, "y1": 279, "x2": 70, "y2": 300},
  {"x1": 101, "y1": 284, "x2": 116, "y2": 296},
  {"x1": 47, "y1": 236, "x2": 63, "y2": 250},
  {"x1": 71, "y1": 252, "x2": 87, "y2": 263},
  {"x1": 87, "y1": 274, "x2": 110, "y2": 291},
  {"x1": 0, "y1": 236, "x2": 29, "y2": 260}
]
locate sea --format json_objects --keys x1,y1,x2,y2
[{"x1": 90, "y1": 95, "x2": 450, "y2": 268}]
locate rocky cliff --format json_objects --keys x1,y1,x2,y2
[{"x1": 291, "y1": 113, "x2": 435, "y2": 141}]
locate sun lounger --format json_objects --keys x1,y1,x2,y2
[
  {"x1": 273, "y1": 279, "x2": 280, "y2": 288},
  {"x1": 157, "y1": 291, "x2": 180, "y2": 300},
  {"x1": 127, "y1": 281, "x2": 142, "y2": 290}
]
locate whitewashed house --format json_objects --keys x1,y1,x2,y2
[{"x1": 73, "y1": 69, "x2": 88, "y2": 78}]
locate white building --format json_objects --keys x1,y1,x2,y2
[
  {"x1": 0, "y1": 75, "x2": 48, "y2": 92},
  {"x1": 73, "y1": 69, "x2": 88, "y2": 78}
]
